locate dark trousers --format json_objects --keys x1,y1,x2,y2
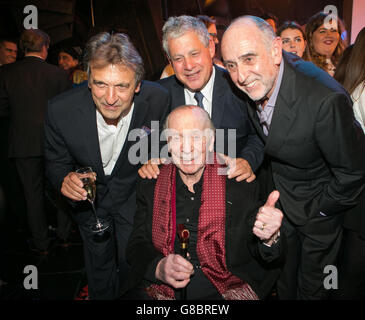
[
  {"x1": 277, "y1": 214, "x2": 344, "y2": 300},
  {"x1": 331, "y1": 229, "x2": 365, "y2": 299},
  {"x1": 15, "y1": 157, "x2": 50, "y2": 250},
  {"x1": 0, "y1": 118, "x2": 27, "y2": 230},
  {"x1": 77, "y1": 210, "x2": 133, "y2": 300},
  {"x1": 45, "y1": 184, "x2": 73, "y2": 240}
]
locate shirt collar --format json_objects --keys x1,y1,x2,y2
[
  {"x1": 266, "y1": 59, "x2": 284, "y2": 108},
  {"x1": 96, "y1": 102, "x2": 134, "y2": 131},
  {"x1": 185, "y1": 66, "x2": 215, "y2": 103}
]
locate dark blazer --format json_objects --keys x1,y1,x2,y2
[
  {"x1": 0, "y1": 56, "x2": 71, "y2": 157},
  {"x1": 44, "y1": 81, "x2": 170, "y2": 225},
  {"x1": 125, "y1": 174, "x2": 284, "y2": 300},
  {"x1": 158, "y1": 65, "x2": 264, "y2": 172},
  {"x1": 247, "y1": 52, "x2": 365, "y2": 226}
]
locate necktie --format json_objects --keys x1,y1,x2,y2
[{"x1": 194, "y1": 91, "x2": 204, "y2": 109}]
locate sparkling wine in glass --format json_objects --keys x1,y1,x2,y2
[{"x1": 76, "y1": 167, "x2": 110, "y2": 236}]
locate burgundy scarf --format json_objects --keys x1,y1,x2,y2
[{"x1": 146, "y1": 154, "x2": 258, "y2": 300}]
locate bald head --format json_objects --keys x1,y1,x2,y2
[
  {"x1": 165, "y1": 105, "x2": 214, "y2": 132},
  {"x1": 221, "y1": 15, "x2": 282, "y2": 102},
  {"x1": 223, "y1": 15, "x2": 276, "y2": 51},
  {"x1": 164, "y1": 105, "x2": 215, "y2": 178}
]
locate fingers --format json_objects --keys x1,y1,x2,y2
[
  {"x1": 226, "y1": 158, "x2": 254, "y2": 182},
  {"x1": 138, "y1": 158, "x2": 164, "y2": 179},
  {"x1": 245, "y1": 173, "x2": 256, "y2": 183},
  {"x1": 155, "y1": 254, "x2": 194, "y2": 289},
  {"x1": 216, "y1": 152, "x2": 230, "y2": 165},
  {"x1": 253, "y1": 205, "x2": 283, "y2": 240},
  {"x1": 265, "y1": 190, "x2": 280, "y2": 207},
  {"x1": 61, "y1": 172, "x2": 88, "y2": 201}
]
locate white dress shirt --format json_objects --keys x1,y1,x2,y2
[
  {"x1": 96, "y1": 103, "x2": 135, "y2": 175},
  {"x1": 184, "y1": 67, "x2": 215, "y2": 117}
]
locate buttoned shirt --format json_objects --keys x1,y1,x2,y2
[
  {"x1": 184, "y1": 67, "x2": 215, "y2": 117},
  {"x1": 256, "y1": 60, "x2": 284, "y2": 136},
  {"x1": 96, "y1": 103, "x2": 134, "y2": 175}
]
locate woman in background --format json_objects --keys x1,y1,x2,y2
[
  {"x1": 331, "y1": 27, "x2": 365, "y2": 300},
  {"x1": 277, "y1": 21, "x2": 307, "y2": 58},
  {"x1": 341, "y1": 27, "x2": 365, "y2": 132},
  {"x1": 334, "y1": 44, "x2": 353, "y2": 85},
  {"x1": 305, "y1": 11, "x2": 347, "y2": 76}
]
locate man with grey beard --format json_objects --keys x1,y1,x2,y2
[{"x1": 221, "y1": 15, "x2": 365, "y2": 299}]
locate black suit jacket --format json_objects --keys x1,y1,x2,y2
[
  {"x1": 125, "y1": 174, "x2": 284, "y2": 300},
  {"x1": 158, "y1": 65, "x2": 264, "y2": 172},
  {"x1": 247, "y1": 52, "x2": 365, "y2": 226},
  {"x1": 0, "y1": 56, "x2": 71, "y2": 157},
  {"x1": 44, "y1": 81, "x2": 170, "y2": 225}
]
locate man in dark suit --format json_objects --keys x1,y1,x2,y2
[
  {"x1": 139, "y1": 15, "x2": 264, "y2": 183},
  {"x1": 124, "y1": 106, "x2": 284, "y2": 300},
  {"x1": 44, "y1": 32, "x2": 170, "y2": 300},
  {"x1": 221, "y1": 16, "x2": 365, "y2": 299},
  {"x1": 0, "y1": 29, "x2": 71, "y2": 254}
]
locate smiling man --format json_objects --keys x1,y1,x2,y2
[
  {"x1": 124, "y1": 106, "x2": 284, "y2": 300},
  {"x1": 221, "y1": 15, "x2": 365, "y2": 299},
  {"x1": 139, "y1": 15, "x2": 264, "y2": 185},
  {"x1": 0, "y1": 38, "x2": 17, "y2": 66},
  {"x1": 44, "y1": 32, "x2": 170, "y2": 299}
]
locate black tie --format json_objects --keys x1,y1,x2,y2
[{"x1": 194, "y1": 91, "x2": 204, "y2": 109}]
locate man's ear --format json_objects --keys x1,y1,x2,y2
[
  {"x1": 208, "y1": 38, "x2": 216, "y2": 59},
  {"x1": 272, "y1": 36, "x2": 283, "y2": 65},
  {"x1": 135, "y1": 82, "x2": 141, "y2": 93},
  {"x1": 208, "y1": 131, "x2": 215, "y2": 152}
]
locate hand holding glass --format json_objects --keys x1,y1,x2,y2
[{"x1": 76, "y1": 167, "x2": 110, "y2": 235}]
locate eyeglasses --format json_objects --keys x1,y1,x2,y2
[{"x1": 209, "y1": 33, "x2": 218, "y2": 40}]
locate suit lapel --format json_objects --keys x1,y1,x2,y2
[
  {"x1": 211, "y1": 66, "x2": 226, "y2": 129},
  {"x1": 171, "y1": 77, "x2": 185, "y2": 109},
  {"x1": 78, "y1": 88, "x2": 105, "y2": 180},
  {"x1": 265, "y1": 54, "x2": 298, "y2": 156},
  {"x1": 246, "y1": 99, "x2": 267, "y2": 143},
  {"x1": 110, "y1": 93, "x2": 150, "y2": 176}
]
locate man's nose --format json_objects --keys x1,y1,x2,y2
[
  {"x1": 105, "y1": 87, "x2": 118, "y2": 105},
  {"x1": 184, "y1": 57, "x2": 194, "y2": 70},
  {"x1": 237, "y1": 64, "x2": 249, "y2": 85},
  {"x1": 181, "y1": 136, "x2": 194, "y2": 153}
]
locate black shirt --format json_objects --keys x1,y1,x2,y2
[{"x1": 173, "y1": 171, "x2": 223, "y2": 300}]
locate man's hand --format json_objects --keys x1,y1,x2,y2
[
  {"x1": 155, "y1": 254, "x2": 194, "y2": 289},
  {"x1": 138, "y1": 158, "x2": 166, "y2": 179},
  {"x1": 253, "y1": 190, "x2": 283, "y2": 246},
  {"x1": 218, "y1": 154, "x2": 256, "y2": 182},
  {"x1": 61, "y1": 171, "x2": 96, "y2": 201}
]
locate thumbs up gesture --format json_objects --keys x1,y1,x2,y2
[{"x1": 253, "y1": 190, "x2": 283, "y2": 245}]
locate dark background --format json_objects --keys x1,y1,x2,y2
[{"x1": 0, "y1": 0, "x2": 353, "y2": 80}]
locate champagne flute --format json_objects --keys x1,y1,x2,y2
[{"x1": 76, "y1": 167, "x2": 110, "y2": 235}]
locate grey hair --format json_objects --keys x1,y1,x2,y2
[
  {"x1": 229, "y1": 15, "x2": 277, "y2": 50},
  {"x1": 83, "y1": 32, "x2": 144, "y2": 85},
  {"x1": 162, "y1": 15, "x2": 210, "y2": 58},
  {"x1": 20, "y1": 29, "x2": 49, "y2": 53}
]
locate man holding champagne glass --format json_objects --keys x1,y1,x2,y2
[{"x1": 44, "y1": 32, "x2": 170, "y2": 299}]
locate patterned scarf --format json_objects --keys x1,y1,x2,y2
[{"x1": 146, "y1": 154, "x2": 258, "y2": 300}]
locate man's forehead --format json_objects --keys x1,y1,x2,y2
[
  {"x1": 90, "y1": 62, "x2": 133, "y2": 75},
  {"x1": 168, "y1": 30, "x2": 203, "y2": 47},
  {"x1": 2, "y1": 41, "x2": 17, "y2": 49},
  {"x1": 169, "y1": 109, "x2": 209, "y2": 129},
  {"x1": 223, "y1": 26, "x2": 265, "y2": 54}
]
